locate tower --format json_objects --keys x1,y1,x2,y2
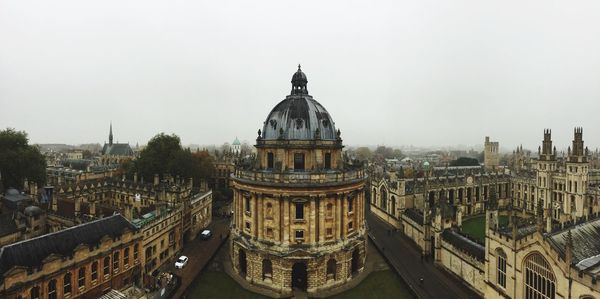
[
  {"x1": 484, "y1": 136, "x2": 500, "y2": 171},
  {"x1": 565, "y1": 127, "x2": 588, "y2": 220},
  {"x1": 536, "y1": 129, "x2": 556, "y2": 221}
]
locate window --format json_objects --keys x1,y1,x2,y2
[
  {"x1": 294, "y1": 153, "x2": 305, "y2": 171},
  {"x1": 78, "y1": 267, "x2": 85, "y2": 288},
  {"x1": 30, "y1": 286, "x2": 40, "y2": 299},
  {"x1": 324, "y1": 153, "x2": 331, "y2": 169},
  {"x1": 262, "y1": 259, "x2": 273, "y2": 280},
  {"x1": 327, "y1": 259, "x2": 336, "y2": 281},
  {"x1": 524, "y1": 253, "x2": 555, "y2": 299},
  {"x1": 266, "y1": 227, "x2": 273, "y2": 238},
  {"x1": 113, "y1": 251, "x2": 120, "y2": 272},
  {"x1": 348, "y1": 197, "x2": 354, "y2": 213},
  {"x1": 295, "y1": 203, "x2": 304, "y2": 220},
  {"x1": 326, "y1": 228, "x2": 333, "y2": 237},
  {"x1": 265, "y1": 203, "x2": 273, "y2": 220},
  {"x1": 134, "y1": 243, "x2": 139, "y2": 261},
  {"x1": 267, "y1": 152, "x2": 274, "y2": 169},
  {"x1": 326, "y1": 203, "x2": 333, "y2": 218},
  {"x1": 48, "y1": 279, "x2": 57, "y2": 299},
  {"x1": 63, "y1": 272, "x2": 72, "y2": 295},
  {"x1": 245, "y1": 222, "x2": 251, "y2": 231},
  {"x1": 295, "y1": 230, "x2": 304, "y2": 240},
  {"x1": 496, "y1": 249, "x2": 507, "y2": 288},
  {"x1": 245, "y1": 196, "x2": 251, "y2": 213},
  {"x1": 348, "y1": 221, "x2": 353, "y2": 231},
  {"x1": 103, "y1": 256, "x2": 110, "y2": 276},
  {"x1": 91, "y1": 261, "x2": 98, "y2": 281},
  {"x1": 124, "y1": 247, "x2": 130, "y2": 267}
]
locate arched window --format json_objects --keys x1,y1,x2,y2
[
  {"x1": 347, "y1": 196, "x2": 354, "y2": 213},
  {"x1": 113, "y1": 251, "x2": 120, "y2": 272},
  {"x1": 63, "y1": 272, "x2": 72, "y2": 295},
  {"x1": 326, "y1": 203, "x2": 333, "y2": 217},
  {"x1": 380, "y1": 186, "x2": 387, "y2": 210},
  {"x1": 124, "y1": 247, "x2": 130, "y2": 267},
  {"x1": 496, "y1": 248, "x2": 507, "y2": 288},
  {"x1": 265, "y1": 203, "x2": 273, "y2": 220},
  {"x1": 391, "y1": 196, "x2": 396, "y2": 216},
  {"x1": 78, "y1": 266, "x2": 86, "y2": 288},
  {"x1": 91, "y1": 261, "x2": 98, "y2": 281},
  {"x1": 524, "y1": 252, "x2": 555, "y2": 299},
  {"x1": 103, "y1": 256, "x2": 110, "y2": 276},
  {"x1": 326, "y1": 259, "x2": 337, "y2": 281},
  {"x1": 262, "y1": 259, "x2": 272, "y2": 281},
  {"x1": 30, "y1": 286, "x2": 40, "y2": 299},
  {"x1": 48, "y1": 279, "x2": 57, "y2": 299}
]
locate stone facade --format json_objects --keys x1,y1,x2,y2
[
  {"x1": 0, "y1": 215, "x2": 142, "y2": 299},
  {"x1": 230, "y1": 67, "x2": 367, "y2": 296}
]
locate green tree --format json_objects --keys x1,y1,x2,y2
[
  {"x1": 0, "y1": 128, "x2": 47, "y2": 190},
  {"x1": 130, "y1": 133, "x2": 214, "y2": 187}
]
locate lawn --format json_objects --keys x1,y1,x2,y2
[
  {"x1": 186, "y1": 270, "x2": 269, "y2": 299},
  {"x1": 324, "y1": 270, "x2": 414, "y2": 299},
  {"x1": 461, "y1": 215, "x2": 509, "y2": 243},
  {"x1": 186, "y1": 269, "x2": 414, "y2": 299}
]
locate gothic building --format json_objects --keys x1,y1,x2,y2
[
  {"x1": 370, "y1": 128, "x2": 600, "y2": 298},
  {"x1": 100, "y1": 123, "x2": 134, "y2": 166},
  {"x1": 230, "y1": 66, "x2": 367, "y2": 296}
]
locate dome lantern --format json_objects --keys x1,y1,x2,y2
[{"x1": 291, "y1": 64, "x2": 308, "y2": 95}]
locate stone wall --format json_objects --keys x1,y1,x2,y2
[{"x1": 439, "y1": 239, "x2": 485, "y2": 297}]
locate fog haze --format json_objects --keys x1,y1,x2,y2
[{"x1": 2, "y1": 0, "x2": 600, "y2": 150}]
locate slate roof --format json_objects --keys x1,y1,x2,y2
[
  {"x1": 547, "y1": 218, "x2": 600, "y2": 272},
  {"x1": 102, "y1": 143, "x2": 134, "y2": 156},
  {"x1": 441, "y1": 229, "x2": 485, "y2": 261},
  {"x1": 0, "y1": 213, "x2": 18, "y2": 238},
  {"x1": 0, "y1": 214, "x2": 137, "y2": 280},
  {"x1": 403, "y1": 208, "x2": 424, "y2": 225}
]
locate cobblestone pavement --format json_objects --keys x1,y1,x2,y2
[
  {"x1": 367, "y1": 213, "x2": 481, "y2": 299},
  {"x1": 169, "y1": 216, "x2": 231, "y2": 299}
]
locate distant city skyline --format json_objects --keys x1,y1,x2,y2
[{"x1": 2, "y1": 1, "x2": 600, "y2": 150}]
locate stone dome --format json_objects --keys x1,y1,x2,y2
[
  {"x1": 261, "y1": 66, "x2": 338, "y2": 141},
  {"x1": 24, "y1": 205, "x2": 43, "y2": 217}
]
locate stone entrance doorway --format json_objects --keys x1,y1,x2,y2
[
  {"x1": 351, "y1": 249, "x2": 360, "y2": 274},
  {"x1": 292, "y1": 262, "x2": 308, "y2": 290},
  {"x1": 238, "y1": 249, "x2": 247, "y2": 277}
]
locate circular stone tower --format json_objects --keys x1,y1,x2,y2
[{"x1": 230, "y1": 65, "x2": 367, "y2": 296}]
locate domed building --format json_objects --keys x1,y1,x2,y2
[{"x1": 230, "y1": 66, "x2": 368, "y2": 296}]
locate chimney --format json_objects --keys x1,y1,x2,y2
[{"x1": 154, "y1": 174, "x2": 159, "y2": 186}]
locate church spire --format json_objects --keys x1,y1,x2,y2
[{"x1": 109, "y1": 122, "x2": 113, "y2": 146}]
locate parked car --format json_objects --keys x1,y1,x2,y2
[
  {"x1": 175, "y1": 256, "x2": 188, "y2": 269},
  {"x1": 200, "y1": 229, "x2": 212, "y2": 240}
]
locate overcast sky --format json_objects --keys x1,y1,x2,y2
[{"x1": 1, "y1": 0, "x2": 600, "y2": 151}]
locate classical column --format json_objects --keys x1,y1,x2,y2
[
  {"x1": 309, "y1": 198, "x2": 316, "y2": 243},
  {"x1": 258, "y1": 194, "x2": 264, "y2": 240},
  {"x1": 318, "y1": 196, "x2": 325, "y2": 243},
  {"x1": 335, "y1": 195, "x2": 342, "y2": 240},
  {"x1": 283, "y1": 197, "x2": 290, "y2": 245}
]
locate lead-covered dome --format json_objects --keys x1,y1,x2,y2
[{"x1": 261, "y1": 66, "x2": 338, "y2": 140}]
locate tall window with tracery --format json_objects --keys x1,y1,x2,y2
[
  {"x1": 524, "y1": 253, "x2": 555, "y2": 299},
  {"x1": 496, "y1": 249, "x2": 506, "y2": 288}
]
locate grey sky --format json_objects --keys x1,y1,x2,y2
[{"x1": 2, "y1": 0, "x2": 600, "y2": 151}]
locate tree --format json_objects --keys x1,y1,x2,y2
[
  {"x1": 0, "y1": 128, "x2": 46, "y2": 190},
  {"x1": 355, "y1": 147, "x2": 372, "y2": 161},
  {"x1": 450, "y1": 157, "x2": 480, "y2": 167},
  {"x1": 129, "y1": 133, "x2": 214, "y2": 187}
]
